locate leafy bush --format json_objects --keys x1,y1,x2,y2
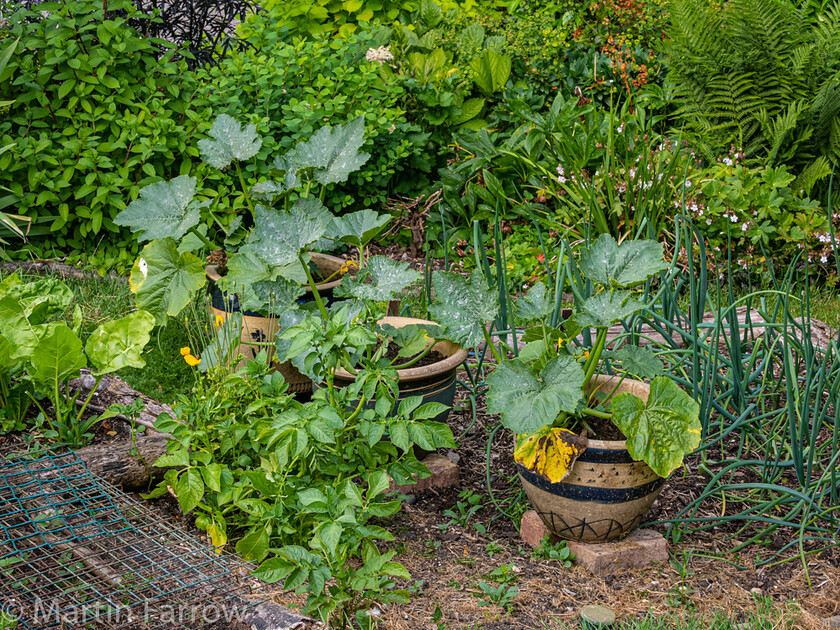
[
  {"x1": 683, "y1": 161, "x2": 836, "y2": 275},
  {"x1": 0, "y1": 0, "x2": 212, "y2": 270},
  {"x1": 198, "y1": 23, "x2": 431, "y2": 210},
  {"x1": 662, "y1": 0, "x2": 840, "y2": 193}
]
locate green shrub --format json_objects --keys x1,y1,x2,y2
[
  {"x1": 0, "y1": 0, "x2": 212, "y2": 270},
  {"x1": 684, "y1": 161, "x2": 835, "y2": 275},
  {"x1": 662, "y1": 0, "x2": 840, "y2": 193},
  {"x1": 198, "y1": 23, "x2": 431, "y2": 212}
]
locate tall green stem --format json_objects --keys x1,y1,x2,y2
[
  {"x1": 582, "y1": 327, "x2": 609, "y2": 392},
  {"x1": 482, "y1": 327, "x2": 503, "y2": 363},
  {"x1": 299, "y1": 252, "x2": 329, "y2": 320},
  {"x1": 234, "y1": 162, "x2": 255, "y2": 219},
  {"x1": 189, "y1": 226, "x2": 216, "y2": 251}
]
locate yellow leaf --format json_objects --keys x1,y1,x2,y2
[
  {"x1": 207, "y1": 523, "x2": 227, "y2": 554},
  {"x1": 514, "y1": 427, "x2": 587, "y2": 483}
]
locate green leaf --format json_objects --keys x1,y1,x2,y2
[
  {"x1": 578, "y1": 235, "x2": 668, "y2": 289},
  {"x1": 175, "y1": 468, "x2": 204, "y2": 514},
  {"x1": 376, "y1": 322, "x2": 442, "y2": 358},
  {"x1": 86, "y1": 310, "x2": 155, "y2": 374},
  {"x1": 469, "y1": 50, "x2": 511, "y2": 97},
  {"x1": 451, "y1": 97, "x2": 485, "y2": 125},
  {"x1": 0, "y1": 276, "x2": 73, "y2": 324},
  {"x1": 572, "y1": 290, "x2": 646, "y2": 328},
  {"x1": 29, "y1": 323, "x2": 86, "y2": 386},
  {"x1": 198, "y1": 114, "x2": 262, "y2": 170},
  {"x1": 317, "y1": 522, "x2": 342, "y2": 557},
  {"x1": 113, "y1": 176, "x2": 205, "y2": 243},
  {"x1": 0, "y1": 297, "x2": 42, "y2": 362},
  {"x1": 486, "y1": 356, "x2": 584, "y2": 435},
  {"x1": 381, "y1": 561, "x2": 411, "y2": 580},
  {"x1": 610, "y1": 377, "x2": 702, "y2": 478},
  {"x1": 428, "y1": 270, "x2": 499, "y2": 349},
  {"x1": 605, "y1": 345, "x2": 664, "y2": 379},
  {"x1": 368, "y1": 470, "x2": 391, "y2": 499},
  {"x1": 327, "y1": 209, "x2": 390, "y2": 248},
  {"x1": 129, "y1": 238, "x2": 206, "y2": 325},
  {"x1": 417, "y1": 0, "x2": 443, "y2": 34},
  {"x1": 235, "y1": 526, "x2": 270, "y2": 562},
  {"x1": 336, "y1": 256, "x2": 420, "y2": 302},
  {"x1": 291, "y1": 115, "x2": 371, "y2": 186},
  {"x1": 516, "y1": 282, "x2": 554, "y2": 323},
  {"x1": 240, "y1": 200, "x2": 331, "y2": 270}
]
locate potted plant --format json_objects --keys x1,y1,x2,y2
[
  {"x1": 275, "y1": 254, "x2": 475, "y2": 425},
  {"x1": 485, "y1": 235, "x2": 702, "y2": 542},
  {"x1": 114, "y1": 115, "x2": 390, "y2": 386}
]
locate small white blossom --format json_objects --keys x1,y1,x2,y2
[
  {"x1": 741, "y1": 223, "x2": 749, "y2": 232},
  {"x1": 820, "y1": 255, "x2": 828, "y2": 264},
  {"x1": 722, "y1": 157, "x2": 733, "y2": 166},
  {"x1": 365, "y1": 46, "x2": 394, "y2": 64},
  {"x1": 706, "y1": 218, "x2": 713, "y2": 225}
]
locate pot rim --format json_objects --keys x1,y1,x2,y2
[
  {"x1": 206, "y1": 252, "x2": 348, "y2": 293},
  {"x1": 335, "y1": 315, "x2": 469, "y2": 383}
]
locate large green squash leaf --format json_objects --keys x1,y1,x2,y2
[
  {"x1": 486, "y1": 356, "x2": 584, "y2": 435},
  {"x1": 610, "y1": 377, "x2": 702, "y2": 478},
  {"x1": 291, "y1": 115, "x2": 371, "y2": 185},
  {"x1": 428, "y1": 270, "x2": 499, "y2": 349},
  {"x1": 469, "y1": 50, "x2": 511, "y2": 97},
  {"x1": 578, "y1": 234, "x2": 668, "y2": 289},
  {"x1": 516, "y1": 282, "x2": 554, "y2": 323},
  {"x1": 29, "y1": 323, "x2": 86, "y2": 386},
  {"x1": 572, "y1": 290, "x2": 646, "y2": 328},
  {"x1": 114, "y1": 176, "x2": 206, "y2": 242},
  {"x1": 198, "y1": 114, "x2": 262, "y2": 170},
  {"x1": 327, "y1": 209, "x2": 390, "y2": 248},
  {"x1": 129, "y1": 238, "x2": 206, "y2": 325},
  {"x1": 240, "y1": 200, "x2": 331, "y2": 270},
  {"x1": 86, "y1": 310, "x2": 155, "y2": 374},
  {"x1": 335, "y1": 256, "x2": 419, "y2": 302},
  {"x1": 604, "y1": 345, "x2": 664, "y2": 379}
]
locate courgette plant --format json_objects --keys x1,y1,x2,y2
[
  {"x1": 485, "y1": 234, "x2": 702, "y2": 481},
  {"x1": 113, "y1": 114, "x2": 391, "y2": 327}
]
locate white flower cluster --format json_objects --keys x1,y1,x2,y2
[
  {"x1": 365, "y1": 46, "x2": 394, "y2": 64},
  {"x1": 556, "y1": 164, "x2": 567, "y2": 184}
]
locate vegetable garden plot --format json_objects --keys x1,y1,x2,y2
[{"x1": 0, "y1": 450, "x2": 299, "y2": 630}]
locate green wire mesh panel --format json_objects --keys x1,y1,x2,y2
[{"x1": 0, "y1": 450, "x2": 256, "y2": 629}]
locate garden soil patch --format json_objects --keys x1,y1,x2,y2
[{"x1": 6, "y1": 371, "x2": 839, "y2": 629}]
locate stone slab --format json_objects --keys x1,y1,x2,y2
[
  {"x1": 390, "y1": 454, "x2": 459, "y2": 494},
  {"x1": 520, "y1": 510, "x2": 558, "y2": 547},
  {"x1": 567, "y1": 528, "x2": 668, "y2": 576}
]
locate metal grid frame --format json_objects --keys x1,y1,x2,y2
[{"x1": 0, "y1": 450, "x2": 255, "y2": 629}]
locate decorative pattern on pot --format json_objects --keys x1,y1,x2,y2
[
  {"x1": 328, "y1": 316, "x2": 469, "y2": 424},
  {"x1": 206, "y1": 253, "x2": 346, "y2": 393},
  {"x1": 517, "y1": 376, "x2": 665, "y2": 543}
]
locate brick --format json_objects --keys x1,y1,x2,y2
[
  {"x1": 391, "y1": 454, "x2": 459, "y2": 494},
  {"x1": 567, "y1": 529, "x2": 668, "y2": 576},
  {"x1": 520, "y1": 510, "x2": 561, "y2": 547}
]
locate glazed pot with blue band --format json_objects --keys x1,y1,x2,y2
[
  {"x1": 517, "y1": 375, "x2": 665, "y2": 543},
  {"x1": 205, "y1": 253, "x2": 347, "y2": 393},
  {"x1": 327, "y1": 316, "x2": 469, "y2": 426}
]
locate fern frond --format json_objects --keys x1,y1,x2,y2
[{"x1": 792, "y1": 156, "x2": 831, "y2": 193}]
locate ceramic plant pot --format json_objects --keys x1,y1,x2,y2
[
  {"x1": 517, "y1": 375, "x2": 665, "y2": 543},
  {"x1": 330, "y1": 316, "x2": 469, "y2": 424},
  {"x1": 205, "y1": 253, "x2": 346, "y2": 393}
]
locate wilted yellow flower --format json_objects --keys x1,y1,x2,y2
[
  {"x1": 339, "y1": 260, "x2": 358, "y2": 275},
  {"x1": 184, "y1": 354, "x2": 200, "y2": 367},
  {"x1": 180, "y1": 347, "x2": 191, "y2": 356},
  {"x1": 557, "y1": 338, "x2": 565, "y2": 350},
  {"x1": 215, "y1": 314, "x2": 225, "y2": 327}
]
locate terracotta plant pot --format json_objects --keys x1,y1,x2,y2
[
  {"x1": 329, "y1": 316, "x2": 469, "y2": 424},
  {"x1": 205, "y1": 253, "x2": 346, "y2": 393},
  {"x1": 517, "y1": 375, "x2": 664, "y2": 543}
]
